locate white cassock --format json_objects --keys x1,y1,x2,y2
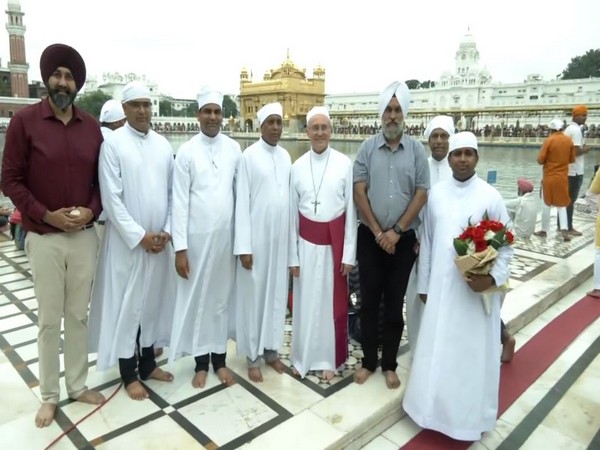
[
  {"x1": 234, "y1": 139, "x2": 291, "y2": 361},
  {"x1": 169, "y1": 132, "x2": 242, "y2": 361},
  {"x1": 403, "y1": 174, "x2": 512, "y2": 441},
  {"x1": 89, "y1": 123, "x2": 176, "y2": 371},
  {"x1": 289, "y1": 147, "x2": 357, "y2": 377},
  {"x1": 406, "y1": 155, "x2": 453, "y2": 353}
]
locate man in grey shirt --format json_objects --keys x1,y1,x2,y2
[{"x1": 353, "y1": 80, "x2": 430, "y2": 389}]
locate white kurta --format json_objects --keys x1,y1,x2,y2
[
  {"x1": 406, "y1": 155, "x2": 452, "y2": 352},
  {"x1": 98, "y1": 127, "x2": 114, "y2": 223},
  {"x1": 89, "y1": 123, "x2": 176, "y2": 371},
  {"x1": 288, "y1": 147, "x2": 357, "y2": 377},
  {"x1": 505, "y1": 192, "x2": 540, "y2": 239},
  {"x1": 169, "y1": 132, "x2": 242, "y2": 361},
  {"x1": 403, "y1": 175, "x2": 513, "y2": 441},
  {"x1": 233, "y1": 139, "x2": 291, "y2": 361}
]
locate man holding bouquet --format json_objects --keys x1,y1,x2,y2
[{"x1": 403, "y1": 132, "x2": 513, "y2": 441}]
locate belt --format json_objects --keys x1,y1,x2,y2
[{"x1": 82, "y1": 222, "x2": 95, "y2": 230}]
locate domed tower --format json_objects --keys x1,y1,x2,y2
[
  {"x1": 6, "y1": 0, "x2": 29, "y2": 97},
  {"x1": 454, "y1": 31, "x2": 480, "y2": 77},
  {"x1": 240, "y1": 66, "x2": 250, "y2": 84},
  {"x1": 313, "y1": 64, "x2": 325, "y2": 80}
]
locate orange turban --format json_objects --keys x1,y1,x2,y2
[{"x1": 572, "y1": 105, "x2": 588, "y2": 117}]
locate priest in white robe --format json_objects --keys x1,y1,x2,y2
[
  {"x1": 289, "y1": 106, "x2": 357, "y2": 380},
  {"x1": 234, "y1": 102, "x2": 291, "y2": 383},
  {"x1": 403, "y1": 132, "x2": 513, "y2": 441},
  {"x1": 406, "y1": 115, "x2": 454, "y2": 353},
  {"x1": 169, "y1": 86, "x2": 242, "y2": 389},
  {"x1": 89, "y1": 81, "x2": 176, "y2": 400}
]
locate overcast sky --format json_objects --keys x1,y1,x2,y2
[{"x1": 11, "y1": 0, "x2": 600, "y2": 99}]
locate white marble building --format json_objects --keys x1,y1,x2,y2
[
  {"x1": 84, "y1": 72, "x2": 161, "y2": 117},
  {"x1": 325, "y1": 33, "x2": 600, "y2": 130}
]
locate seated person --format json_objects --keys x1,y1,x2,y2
[{"x1": 505, "y1": 178, "x2": 539, "y2": 240}]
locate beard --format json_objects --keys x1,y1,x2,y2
[
  {"x1": 48, "y1": 86, "x2": 77, "y2": 110},
  {"x1": 383, "y1": 119, "x2": 404, "y2": 141}
]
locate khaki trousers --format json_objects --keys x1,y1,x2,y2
[{"x1": 26, "y1": 228, "x2": 99, "y2": 404}]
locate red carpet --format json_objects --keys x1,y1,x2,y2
[{"x1": 401, "y1": 295, "x2": 600, "y2": 450}]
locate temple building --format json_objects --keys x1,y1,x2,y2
[
  {"x1": 325, "y1": 32, "x2": 600, "y2": 132},
  {"x1": 84, "y1": 72, "x2": 161, "y2": 117},
  {"x1": 0, "y1": 0, "x2": 40, "y2": 119},
  {"x1": 238, "y1": 51, "x2": 325, "y2": 132}
]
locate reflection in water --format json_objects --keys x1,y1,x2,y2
[{"x1": 1, "y1": 133, "x2": 597, "y2": 201}]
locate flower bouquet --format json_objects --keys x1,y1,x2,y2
[{"x1": 453, "y1": 211, "x2": 514, "y2": 314}]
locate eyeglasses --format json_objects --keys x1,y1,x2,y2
[{"x1": 309, "y1": 124, "x2": 330, "y2": 132}]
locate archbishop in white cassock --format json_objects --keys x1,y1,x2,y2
[
  {"x1": 403, "y1": 132, "x2": 513, "y2": 441},
  {"x1": 169, "y1": 86, "x2": 242, "y2": 380},
  {"x1": 406, "y1": 115, "x2": 454, "y2": 353},
  {"x1": 233, "y1": 103, "x2": 291, "y2": 379},
  {"x1": 289, "y1": 107, "x2": 357, "y2": 378},
  {"x1": 89, "y1": 82, "x2": 176, "y2": 374}
]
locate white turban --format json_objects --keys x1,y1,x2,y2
[
  {"x1": 306, "y1": 106, "x2": 330, "y2": 125},
  {"x1": 424, "y1": 115, "x2": 455, "y2": 140},
  {"x1": 549, "y1": 119, "x2": 564, "y2": 131},
  {"x1": 258, "y1": 102, "x2": 283, "y2": 126},
  {"x1": 378, "y1": 81, "x2": 411, "y2": 118},
  {"x1": 196, "y1": 85, "x2": 223, "y2": 110},
  {"x1": 99, "y1": 99, "x2": 125, "y2": 123},
  {"x1": 121, "y1": 81, "x2": 151, "y2": 103},
  {"x1": 449, "y1": 131, "x2": 478, "y2": 153}
]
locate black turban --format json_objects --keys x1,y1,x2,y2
[{"x1": 39, "y1": 43, "x2": 86, "y2": 92}]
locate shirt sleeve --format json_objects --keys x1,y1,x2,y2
[
  {"x1": 172, "y1": 146, "x2": 191, "y2": 252},
  {"x1": 163, "y1": 144, "x2": 175, "y2": 236},
  {"x1": 353, "y1": 141, "x2": 369, "y2": 184},
  {"x1": 234, "y1": 153, "x2": 252, "y2": 255},
  {"x1": 414, "y1": 142, "x2": 431, "y2": 190},
  {"x1": 342, "y1": 158, "x2": 358, "y2": 265},
  {"x1": 99, "y1": 139, "x2": 146, "y2": 250},
  {"x1": 0, "y1": 115, "x2": 47, "y2": 221}
]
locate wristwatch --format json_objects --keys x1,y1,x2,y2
[{"x1": 392, "y1": 224, "x2": 405, "y2": 236}]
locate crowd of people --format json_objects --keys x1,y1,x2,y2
[{"x1": 0, "y1": 42, "x2": 595, "y2": 443}]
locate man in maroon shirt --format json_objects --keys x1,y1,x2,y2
[{"x1": 1, "y1": 43, "x2": 105, "y2": 428}]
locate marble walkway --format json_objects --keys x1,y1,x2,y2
[{"x1": 0, "y1": 213, "x2": 598, "y2": 450}]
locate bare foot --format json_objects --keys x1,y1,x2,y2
[
  {"x1": 384, "y1": 370, "x2": 401, "y2": 389},
  {"x1": 216, "y1": 367, "x2": 235, "y2": 386},
  {"x1": 561, "y1": 231, "x2": 571, "y2": 242},
  {"x1": 248, "y1": 367, "x2": 263, "y2": 382},
  {"x1": 587, "y1": 289, "x2": 600, "y2": 299},
  {"x1": 533, "y1": 231, "x2": 547, "y2": 238},
  {"x1": 501, "y1": 335, "x2": 516, "y2": 363},
  {"x1": 154, "y1": 347, "x2": 164, "y2": 357},
  {"x1": 321, "y1": 370, "x2": 336, "y2": 381},
  {"x1": 353, "y1": 367, "x2": 373, "y2": 384},
  {"x1": 192, "y1": 371, "x2": 208, "y2": 388},
  {"x1": 267, "y1": 358, "x2": 286, "y2": 374},
  {"x1": 35, "y1": 403, "x2": 56, "y2": 428},
  {"x1": 74, "y1": 389, "x2": 105, "y2": 405},
  {"x1": 125, "y1": 381, "x2": 149, "y2": 400},
  {"x1": 147, "y1": 367, "x2": 174, "y2": 382}
]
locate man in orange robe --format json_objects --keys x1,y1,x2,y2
[{"x1": 534, "y1": 119, "x2": 576, "y2": 241}]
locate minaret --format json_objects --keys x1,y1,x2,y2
[{"x1": 6, "y1": 0, "x2": 29, "y2": 98}]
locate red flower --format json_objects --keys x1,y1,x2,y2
[
  {"x1": 474, "y1": 239, "x2": 488, "y2": 252},
  {"x1": 471, "y1": 227, "x2": 485, "y2": 242},
  {"x1": 506, "y1": 230, "x2": 514, "y2": 244}
]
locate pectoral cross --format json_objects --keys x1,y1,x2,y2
[{"x1": 311, "y1": 199, "x2": 321, "y2": 214}]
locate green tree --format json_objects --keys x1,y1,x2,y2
[
  {"x1": 75, "y1": 90, "x2": 112, "y2": 118},
  {"x1": 160, "y1": 99, "x2": 173, "y2": 117},
  {"x1": 184, "y1": 102, "x2": 198, "y2": 117},
  {"x1": 420, "y1": 80, "x2": 436, "y2": 89},
  {"x1": 405, "y1": 79, "x2": 420, "y2": 90},
  {"x1": 222, "y1": 95, "x2": 238, "y2": 118},
  {"x1": 561, "y1": 49, "x2": 600, "y2": 79}
]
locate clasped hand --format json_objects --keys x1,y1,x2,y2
[
  {"x1": 43, "y1": 207, "x2": 93, "y2": 232},
  {"x1": 376, "y1": 229, "x2": 399, "y2": 254},
  {"x1": 140, "y1": 231, "x2": 170, "y2": 254},
  {"x1": 466, "y1": 274, "x2": 495, "y2": 292}
]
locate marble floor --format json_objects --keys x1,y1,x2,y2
[{"x1": 0, "y1": 213, "x2": 598, "y2": 450}]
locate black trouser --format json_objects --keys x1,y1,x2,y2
[
  {"x1": 118, "y1": 327, "x2": 157, "y2": 387},
  {"x1": 501, "y1": 320, "x2": 507, "y2": 343},
  {"x1": 566, "y1": 174, "x2": 584, "y2": 230},
  {"x1": 357, "y1": 224, "x2": 417, "y2": 372},
  {"x1": 194, "y1": 352, "x2": 227, "y2": 373}
]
